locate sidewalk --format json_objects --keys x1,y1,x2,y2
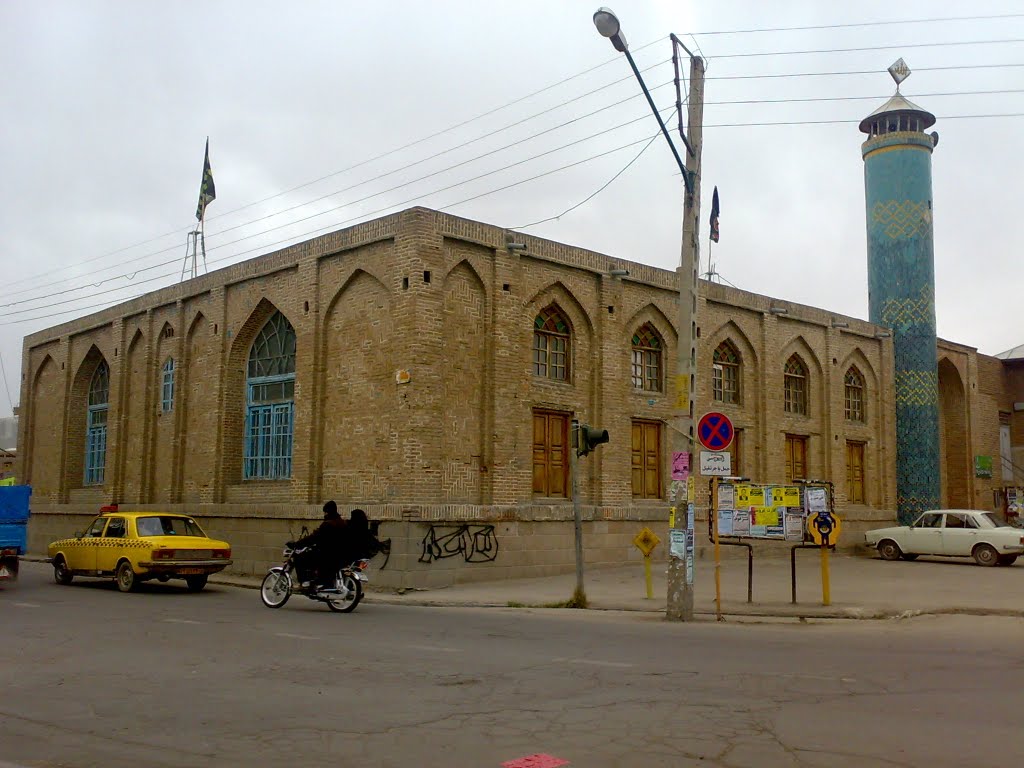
[{"x1": 213, "y1": 551, "x2": 1024, "y2": 620}]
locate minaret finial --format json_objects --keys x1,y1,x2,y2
[{"x1": 888, "y1": 58, "x2": 911, "y2": 93}]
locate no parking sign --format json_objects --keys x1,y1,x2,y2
[{"x1": 697, "y1": 412, "x2": 734, "y2": 452}]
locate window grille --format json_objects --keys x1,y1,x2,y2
[
  {"x1": 631, "y1": 324, "x2": 662, "y2": 392},
  {"x1": 783, "y1": 355, "x2": 808, "y2": 415},
  {"x1": 532, "y1": 306, "x2": 570, "y2": 381}
]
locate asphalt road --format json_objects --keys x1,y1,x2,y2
[{"x1": 2, "y1": 561, "x2": 1023, "y2": 768}]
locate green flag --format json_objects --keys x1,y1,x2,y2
[{"x1": 195, "y1": 138, "x2": 216, "y2": 221}]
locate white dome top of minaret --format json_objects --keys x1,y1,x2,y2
[{"x1": 859, "y1": 58, "x2": 936, "y2": 135}]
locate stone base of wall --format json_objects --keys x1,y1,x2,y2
[{"x1": 26, "y1": 501, "x2": 890, "y2": 590}]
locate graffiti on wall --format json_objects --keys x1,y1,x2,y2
[{"x1": 419, "y1": 524, "x2": 499, "y2": 564}]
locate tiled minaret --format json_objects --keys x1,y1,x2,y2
[{"x1": 860, "y1": 59, "x2": 941, "y2": 524}]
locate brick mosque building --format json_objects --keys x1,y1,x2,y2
[
  {"x1": 16, "y1": 83, "x2": 1024, "y2": 585},
  {"x1": 16, "y1": 202, "x2": 1023, "y2": 585}
]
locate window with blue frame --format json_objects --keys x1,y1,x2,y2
[
  {"x1": 244, "y1": 312, "x2": 296, "y2": 480},
  {"x1": 85, "y1": 361, "x2": 109, "y2": 485},
  {"x1": 161, "y1": 357, "x2": 175, "y2": 413}
]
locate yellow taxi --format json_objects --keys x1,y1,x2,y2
[{"x1": 47, "y1": 511, "x2": 232, "y2": 592}]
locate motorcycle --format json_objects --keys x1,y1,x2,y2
[{"x1": 259, "y1": 543, "x2": 370, "y2": 613}]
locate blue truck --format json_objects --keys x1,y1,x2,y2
[{"x1": 0, "y1": 485, "x2": 31, "y2": 583}]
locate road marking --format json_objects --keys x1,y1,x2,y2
[
  {"x1": 553, "y1": 657, "x2": 633, "y2": 668},
  {"x1": 407, "y1": 644, "x2": 459, "y2": 653},
  {"x1": 13, "y1": 602, "x2": 40, "y2": 608},
  {"x1": 163, "y1": 618, "x2": 202, "y2": 625},
  {"x1": 275, "y1": 632, "x2": 319, "y2": 641}
]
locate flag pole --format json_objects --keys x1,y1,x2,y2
[{"x1": 199, "y1": 213, "x2": 207, "y2": 275}]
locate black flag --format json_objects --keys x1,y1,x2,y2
[
  {"x1": 196, "y1": 138, "x2": 216, "y2": 221},
  {"x1": 709, "y1": 186, "x2": 720, "y2": 243}
]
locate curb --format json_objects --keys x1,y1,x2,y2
[{"x1": 22, "y1": 558, "x2": 1024, "y2": 622}]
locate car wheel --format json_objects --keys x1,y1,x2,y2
[
  {"x1": 900, "y1": 553, "x2": 919, "y2": 561},
  {"x1": 972, "y1": 544, "x2": 999, "y2": 567},
  {"x1": 997, "y1": 554, "x2": 1017, "y2": 566},
  {"x1": 185, "y1": 574, "x2": 208, "y2": 592},
  {"x1": 116, "y1": 561, "x2": 138, "y2": 592},
  {"x1": 878, "y1": 540, "x2": 902, "y2": 561},
  {"x1": 53, "y1": 556, "x2": 74, "y2": 585}
]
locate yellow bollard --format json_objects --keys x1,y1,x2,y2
[
  {"x1": 820, "y1": 544, "x2": 831, "y2": 606},
  {"x1": 643, "y1": 555, "x2": 653, "y2": 599}
]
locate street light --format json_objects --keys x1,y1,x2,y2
[
  {"x1": 592, "y1": 7, "x2": 692, "y2": 193},
  {"x1": 593, "y1": 7, "x2": 627, "y2": 51},
  {"x1": 593, "y1": 8, "x2": 706, "y2": 622}
]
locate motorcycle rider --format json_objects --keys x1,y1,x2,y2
[{"x1": 290, "y1": 501, "x2": 347, "y2": 589}]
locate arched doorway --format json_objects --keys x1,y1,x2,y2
[{"x1": 938, "y1": 358, "x2": 969, "y2": 508}]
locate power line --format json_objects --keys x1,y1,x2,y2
[
  {"x1": 7, "y1": 49, "x2": 1020, "y2": 302},
  {"x1": 710, "y1": 38, "x2": 1024, "y2": 60},
  {"x1": 4, "y1": 108, "x2": 1022, "y2": 328},
  {"x1": 4, "y1": 71, "x2": 1022, "y2": 316},
  {"x1": 689, "y1": 12, "x2": 1024, "y2": 36},
  {"x1": 0, "y1": 136, "x2": 667, "y2": 327},
  {"x1": 704, "y1": 88, "x2": 1024, "y2": 107},
  {"x1": 704, "y1": 113, "x2": 1024, "y2": 128},
  {"x1": 0, "y1": 40, "x2": 674, "y2": 296},
  {"x1": 5, "y1": 70, "x2": 1020, "y2": 312},
  {"x1": 0, "y1": 107, "x2": 674, "y2": 317},
  {"x1": 511, "y1": 128, "x2": 666, "y2": 230},
  {"x1": 707, "y1": 62, "x2": 1024, "y2": 81},
  {"x1": 0, "y1": 75, "x2": 679, "y2": 309},
  {"x1": 0, "y1": 60, "x2": 675, "y2": 302},
  {"x1": 4, "y1": 49, "x2": 1019, "y2": 309}
]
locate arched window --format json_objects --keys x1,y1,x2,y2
[
  {"x1": 532, "y1": 305, "x2": 570, "y2": 381},
  {"x1": 712, "y1": 341, "x2": 740, "y2": 404},
  {"x1": 631, "y1": 323, "x2": 662, "y2": 392},
  {"x1": 783, "y1": 355, "x2": 808, "y2": 416},
  {"x1": 85, "y1": 361, "x2": 109, "y2": 485},
  {"x1": 244, "y1": 312, "x2": 296, "y2": 480},
  {"x1": 844, "y1": 366, "x2": 865, "y2": 422},
  {"x1": 161, "y1": 357, "x2": 175, "y2": 413}
]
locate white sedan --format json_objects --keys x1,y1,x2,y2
[{"x1": 865, "y1": 509, "x2": 1024, "y2": 566}]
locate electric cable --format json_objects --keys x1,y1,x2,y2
[
  {"x1": 691, "y1": 12, "x2": 1024, "y2": 36},
  {"x1": 4, "y1": 107, "x2": 1021, "y2": 328},
  {"x1": 0, "y1": 40, "x2": 672, "y2": 295},
  {"x1": 710, "y1": 37, "x2": 1024, "y2": 60},
  {"x1": 511, "y1": 123, "x2": 668, "y2": 230}
]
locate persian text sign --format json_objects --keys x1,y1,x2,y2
[{"x1": 700, "y1": 451, "x2": 732, "y2": 476}]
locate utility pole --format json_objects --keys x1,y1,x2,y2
[
  {"x1": 592, "y1": 11, "x2": 705, "y2": 620},
  {"x1": 665, "y1": 53, "x2": 704, "y2": 622}
]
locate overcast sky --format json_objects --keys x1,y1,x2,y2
[{"x1": 1, "y1": 0, "x2": 1021, "y2": 419}]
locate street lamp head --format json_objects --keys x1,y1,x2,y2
[{"x1": 593, "y1": 7, "x2": 628, "y2": 51}]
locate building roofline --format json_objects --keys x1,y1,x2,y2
[{"x1": 24, "y1": 207, "x2": 889, "y2": 348}]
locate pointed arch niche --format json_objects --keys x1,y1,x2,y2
[
  {"x1": 120, "y1": 330, "x2": 149, "y2": 502},
  {"x1": 28, "y1": 355, "x2": 61, "y2": 498},
  {"x1": 222, "y1": 300, "x2": 298, "y2": 487},
  {"x1": 441, "y1": 260, "x2": 488, "y2": 503},
  {"x1": 66, "y1": 346, "x2": 109, "y2": 491},
  {"x1": 938, "y1": 357, "x2": 970, "y2": 508},
  {"x1": 177, "y1": 312, "x2": 218, "y2": 503},
  {"x1": 319, "y1": 271, "x2": 394, "y2": 502}
]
